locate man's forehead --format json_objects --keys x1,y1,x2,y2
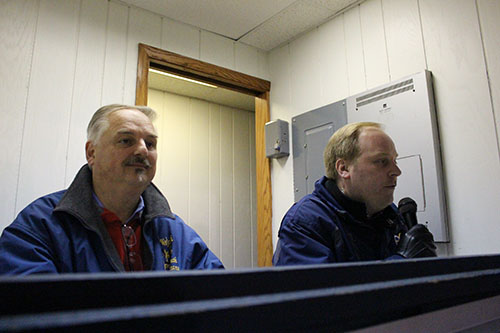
[
  {"x1": 358, "y1": 128, "x2": 397, "y2": 153},
  {"x1": 115, "y1": 128, "x2": 158, "y2": 137},
  {"x1": 109, "y1": 109, "x2": 149, "y2": 122},
  {"x1": 359, "y1": 126, "x2": 384, "y2": 136},
  {"x1": 108, "y1": 110, "x2": 157, "y2": 135}
]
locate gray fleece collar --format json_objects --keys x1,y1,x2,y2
[
  {"x1": 54, "y1": 164, "x2": 175, "y2": 224},
  {"x1": 53, "y1": 164, "x2": 175, "y2": 272}
]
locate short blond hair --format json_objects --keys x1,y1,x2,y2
[
  {"x1": 323, "y1": 122, "x2": 381, "y2": 179},
  {"x1": 87, "y1": 104, "x2": 157, "y2": 144}
]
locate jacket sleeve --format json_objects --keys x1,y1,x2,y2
[
  {"x1": 166, "y1": 215, "x2": 225, "y2": 270},
  {"x1": 189, "y1": 240, "x2": 225, "y2": 269},
  {"x1": 273, "y1": 209, "x2": 336, "y2": 266},
  {"x1": 0, "y1": 218, "x2": 59, "y2": 275}
]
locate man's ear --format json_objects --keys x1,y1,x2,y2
[
  {"x1": 335, "y1": 159, "x2": 351, "y2": 179},
  {"x1": 85, "y1": 141, "x2": 95, "y2": 167}
]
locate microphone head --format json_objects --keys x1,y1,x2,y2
[{"x1": 398, "y1": 197, "x2": 417, "y2": 214}]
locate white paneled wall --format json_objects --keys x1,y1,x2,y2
[
  {"x1": 149, "y1": 90, "x2": 257, "y2": 268},
  {"x1": 3, "y1": 0, "x2": 499, "y2": 263},
  {"x1": 0, "y1": 0, "x2": 37, "y2": 227},
  {"x1": 269, "y1": 0, "x2": 500, "y2": 256},
  {"x1": 18, "y1": 0, "x2": 80, "y2": 216},
  {"x1": 0, "y1": 0, "x2": 269, "y2": 248}
]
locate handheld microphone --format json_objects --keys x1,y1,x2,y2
[{"x1": 398, "y1": 197, "x2": 418, "y2": 229}]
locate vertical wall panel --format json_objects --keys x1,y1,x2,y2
[
  {"x1": 16, "y1": 0, "x2": 80, "y2": 212},
  {"x1": 161, "y1": 18, "x2": 200, "y2": 60},
  {"x1": 478, "y1": 0, "x2": 500, "y2": 149},
  {"x1": 290, "y1": 29, "x2": 323, "y2": 113},
  {"x1": 147, "y1": 89, "x2": 165, "y2": 184},
  {"x1": 343, "y1": 5, "x2": 367, "y2": 95},
  {"x1": 209, "y1": 104, "x2": 222, "y2": 257},
  {"x1": 268, "y1": 45, "x2": 292, "y2": 118},
  {"x1": 189, "y1": 99, "x2": 210, "y2": 242},
  {"x1": 220, "y1": 106, "x2": 235, "y2": 267},
  {"x1": 0, "y1": 0, "x2": 37, "y2": 228},
  {"x1": 233, "y1": 109, "x2": 252, "y2": 267},
  {"x1": 124, "y1": 7, "x2": 161, "y2": 105},
  {"x1": 200, "y1": 31, "x2": 235, "y2": 70},
  {"x1": 382, "y1": 0, "x2": 426, "y2": 80},
  {"x1": 419, "y1": 0, "x2": 500, "y2": 254},
  {"x1": 317, "y1": 15, "x2": 349, "y2": 105},
  {"x1": 359, "y1": 0, "x2": 390, "y2": 89},
  {"x1": 149, "y1": 91, "x2": 256, "y2": 268},
  {"x1": 268, "y1": 44, "x2": 295, "y2": 248},
  {"x1": 161, "y1": 92, "x2": 191, "y2": 221},
  {"x1": 101, "y1": 1, "x2": 128, "y2": 105},
  {"x1": 65, "y1": 0, "x2": 108, "y2": 186},
  {"x1": 235, "y1": 42, "x2": 261, "y2": 78},
  {"x1": 257, "y1": 49, "x2": 271, "y2": 81}
]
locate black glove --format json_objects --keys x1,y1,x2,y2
[{"x1": 396, "y1": 224, "x2": 437, "y2": 258}]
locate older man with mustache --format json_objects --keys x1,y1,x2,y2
[
  {"x1": 0, "y1": 104, "x2": 223, "y2": 274},
  {"x1": 273, "y1": 122, "x2": 437, "y2": 266}
]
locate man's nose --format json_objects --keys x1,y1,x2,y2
[
  {"x1": 134, "y1": 139, "x2": 148, "y2": 156},
  {"x1": 391, "y1": 161, "x2": 402, "y2": 177}
]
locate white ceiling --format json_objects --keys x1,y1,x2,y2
[
  {"x1": 123, "y1": 0, "x2": 363, "y2": 51},
  {"x1": 136, "y1": 0, "x2": 363, "y2": 111}
]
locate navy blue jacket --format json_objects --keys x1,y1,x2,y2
[
  {"x1": 0, "y1": 165, "x2": 224, "y2": 274},
  {"x1": 273, "y1": 177, "x2": 406, "y2": 265}
]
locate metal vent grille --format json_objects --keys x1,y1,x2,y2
[{"x1": 356, "y1": 78, "x2": 414, "y2": 108}]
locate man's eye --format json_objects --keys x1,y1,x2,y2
[
  {"x1": 146, "y1": 141, "x2": 156, "y2": 149},
  {"x1": 119, "y1": 138, "x2": 132, "y2": 145}
]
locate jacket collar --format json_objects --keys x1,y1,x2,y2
[
  {"x1": 324, "y1": 178, "x2": 368, "y2": 221},
  {"x1": 54, "y1": 164, "x2": 175, "y2": 223},
  {"x1": 53, "y1": 165, "x2": 175, "y2": 271},
  {"x1": 316, "y1": 176, "x2": 398, "y2": 229}
]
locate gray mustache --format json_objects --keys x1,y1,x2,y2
[{"x1": 124, "y1": 156, "x2": 151, "y2": 168}]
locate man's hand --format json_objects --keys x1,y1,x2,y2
[{"x1": 396, "y1": 224, "x2": 437, "y2": 258}]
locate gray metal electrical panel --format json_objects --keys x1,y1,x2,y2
[
  {"x1": 292, "y1": 70, "x2": 448, "y2": 242},
  {"x1": 292, "y1": 100, "x2": 347, "y2": 201}
]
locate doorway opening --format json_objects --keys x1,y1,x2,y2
[{"x1": 136, "y1": 43, "x2": 273, "y2": 266}]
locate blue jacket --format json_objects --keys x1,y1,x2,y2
[
  {"x1": 0, "y1": 165, "x2": 224, "y2": 274},
  {"x1": 273, "y1": 177, "x2": 406, "y2": 266}
]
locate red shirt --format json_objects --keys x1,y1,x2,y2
[{"x1": 101, "y1": 208, "x2": 144, "y2": 271}]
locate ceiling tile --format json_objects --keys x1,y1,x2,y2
[
  {"x1": 239, "y1": 1, "x2": 335, "y2": 51},
  {"x1": 124, "y1": 0, "x2": 363, "y2": 53},
  {"x1": 123, "y1": 0, "x2": 297, "y2": 39}
]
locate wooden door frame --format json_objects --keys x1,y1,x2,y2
[{"x1": 135, "y1": 43, "x2": 273, "y2": 266}]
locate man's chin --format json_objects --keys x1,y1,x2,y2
[
  {"x1": 124, "y1": 172, "x2": 152, "y2": 186},
  {"x1": 136, "y1": 174, "x2": 152, "y2": 184}
]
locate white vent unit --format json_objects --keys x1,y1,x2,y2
[
  {"x1": 346, "y1": 70, "x2": 448, "y2": 242},
  {"x1": 355, "y1": 78, "x2": 414, "y2": 108}
]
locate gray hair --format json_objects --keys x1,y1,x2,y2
[{"x1": 87, "y1": 104, "x2": 157, "y2": 143}]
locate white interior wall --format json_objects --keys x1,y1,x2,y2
[
  {"x1": 3, "y1": 0, "x2": 500, "y2": 262},
  {"x1": 148, "y1": 89, "x2": 257, "y2": 268},
  {"x1": 269, "y1": 0, "x2": 500, "y2": 256},
  {"x1": 0, "y1": 0, "x2": 269, "y2": 246}
]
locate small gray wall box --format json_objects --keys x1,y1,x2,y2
[{"x1": 265, "y1": 119, "x2": 289, "y2": 158}]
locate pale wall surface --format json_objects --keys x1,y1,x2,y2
[
  {"x1": 2, "y1": 0, "x2": 500, "y2": 261},
  {"x1": 148, "y1": 89, "x2": 257, "y2": 268},
  {"x1": 269, "y1": 0, "x2": 500, "y2": 256},
  {"x1": 0, "y1": 0, "x2": 269, "y2": 267}
]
